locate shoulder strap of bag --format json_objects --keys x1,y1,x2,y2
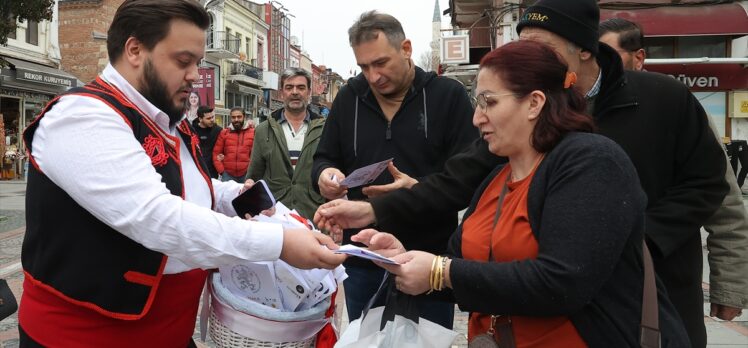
[{"x1": 640, "y1": 241, "x2": 661, "y2": 348}]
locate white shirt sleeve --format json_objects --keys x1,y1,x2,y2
[
  {"x1": 212, "y1": 179, "x2": 243, "y2": 216},
  {"x1": 31, "y1": 95, "x2": 283, "y2": 272}
]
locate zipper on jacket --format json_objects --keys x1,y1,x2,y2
[{"x1": 386, "y1": 121, "x2": 392, "y2": 140}]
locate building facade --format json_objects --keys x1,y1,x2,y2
[
  {"x1": 264, "y1": 2, "x2": 291, "y2": 109},
  {"x1": 208, "y1": 0, "x2": 268, "y2": 125},
  {"x1": 1, "y1": 0, "x2": 79, "y2": 179},
  {"x1": 57, "y1": 0, "x2": 123, "y2": 84}
]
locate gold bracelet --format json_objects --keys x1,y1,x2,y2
[
  {"x1": 432, "y1": 257, "x2": 439, "y2": 293},
  {"x1": 438, "y1": 257, "x2": 449, "y2": 291},
  {"x1": 427, "y1": 256, "x2": 439, "y2": 294},
  {"x1": 431, "y1": 255, "x2": 444, "y2": 293}
]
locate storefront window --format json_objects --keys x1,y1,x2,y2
[
  {"x1": 1, "y1": 97, "x2": 22, "y2": 148},
  {"x1": 1, "y1": 96, "x2": 22, "y2": 180},
  {"x1": 644, "y1": 37, "x2": 674, "y2": 58},
  {"x1": 226, "y1": 91, "x2": 235, "y2": 108},
  {"x1": 25, "y1": 100, "x2": 44, "y2": 127},
  {"x1": 695, "y1": 92, "x2": 726, "y2": 138},
  {"x1": 677, "y1": 36, "x2": 727, "y2": 58}
]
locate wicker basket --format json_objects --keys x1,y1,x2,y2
[
  {"x1": 208, "y1": 273, "x2": 329, "y2": 348},
  {"x1": 209, "y1": 309, "x2": 316, "y2": 348}
]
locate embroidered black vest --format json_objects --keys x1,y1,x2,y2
[{"x1": 22, "y1": 77, "x2": 214, "y2": 319}]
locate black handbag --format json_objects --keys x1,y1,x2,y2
[{"x1": 0, "y1": 279, "x2": 18, "y2": 321}]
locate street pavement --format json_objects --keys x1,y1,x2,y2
[{"x1": 1, "y1": 178, "x2": 747, "y2": 347}]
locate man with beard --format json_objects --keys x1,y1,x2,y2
[
  {"x1": 247, "y1": 68, "x2": 325, "y2": 220},
  {"x1": 311, "y1": 11, "x2": 477, "y2": 328},
  {"x1": 18, "y1": 0, "x2": 345, "y2": 346},
  {"x1": 213, "y1": 107, "x2": 254, "y2": 182},
  {"x1": 192, "y1": 105, "x2": 222, "y2": 178}
]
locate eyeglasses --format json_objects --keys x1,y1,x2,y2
[{"x1": 471, "y1": 92, "x2": 518, "y2": 112}]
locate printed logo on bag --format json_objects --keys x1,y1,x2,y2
[
  {"x1": 231, "y1": 265, "x2": 262, "y2": 293},
  {"x1": 296, "y1": 285, "x2": 305, "y2": 294}
]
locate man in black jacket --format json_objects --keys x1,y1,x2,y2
[
  {"x1": 311, "y1": 11, "x2": 477, "y2": 328},
  {"x1": 192, "y1": 105, "x2": 222, "y2": 178},
  {"x1": 315, "y1": 1, "x2": 728, "y2": 346}
]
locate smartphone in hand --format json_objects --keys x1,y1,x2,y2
[{"x1": 232, "y1": 180, "x2": 276, "y2": 217}]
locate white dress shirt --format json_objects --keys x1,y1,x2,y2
[{"x1": 31, "y1": 64, "x2": 283, "y2": 274}]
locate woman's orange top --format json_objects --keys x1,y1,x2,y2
[{"x1": 460, "y1": 164, "x2": 587, "y2": 348}]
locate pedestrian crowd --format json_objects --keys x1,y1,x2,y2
[{"x1": 7, "y1": 0, "x2": 746, "y2": 347}]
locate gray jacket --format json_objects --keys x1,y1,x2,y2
[{"x1": 704, "y1": 117, "x2": 748, "y2": 309}]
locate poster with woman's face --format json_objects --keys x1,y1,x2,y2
[{"x1": 193, "y1": 67, "x2": 216, "y2": 108}]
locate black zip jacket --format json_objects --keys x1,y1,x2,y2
[{"x1": 312, "y1": 66, "x2": 478, "y2": 265}]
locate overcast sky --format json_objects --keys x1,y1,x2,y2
[{"x1": 278, "y1": 0, "x2": 452, "y2": 79}]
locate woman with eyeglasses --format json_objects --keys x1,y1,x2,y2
[{"x1": 352, "y1": 40, "x2": 689, "y2": 347}]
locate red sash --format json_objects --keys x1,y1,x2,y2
[{"x1": 19, "y1": 269, "x2": 208, "y2": 347}]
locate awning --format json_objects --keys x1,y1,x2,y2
[
  {"x1": 2, "y1": 56, "x2": 81, "y2": 89},
  {"x1": 600, "y1": 1, "x2": 748, "y2": 37}
]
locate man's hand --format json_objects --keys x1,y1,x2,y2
[
  {"x1": 318, "y1": 167, "x2": 348, "y2": 200},
  {"x1": 280, "y1": 229, "x2": 347, "y2": 269},
  {"x1": 314, "y1": 200, "x2": 376, "y2": 242},
  {"x1": 710, "y1": 303, "x2": 744, "y2": 321},
  {"x1": 362, "y1": 162, "x2": 418, "y2": 198},
  {"x1": 239, "y1": 179, "x2": 256, "y2": 194},
  {"x1": 217, "y1": 154, "x2": 225, "y2": 161}
]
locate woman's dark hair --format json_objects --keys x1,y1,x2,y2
[
  {"x1": 479, "y1": 40, "x2": 594, "y2": 153},
  {"x1": 107, "y1": 0, "x2": 210, "y2": 63}
]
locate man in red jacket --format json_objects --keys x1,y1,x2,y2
[{"x1": 213, "y1": 107, "x2": 254, "y2": 182}]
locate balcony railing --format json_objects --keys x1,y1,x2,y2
[
  {"x1": 230, "y1": 61, "x2": 263, "y2": 80},
  {"x1": 206, "y1": 31, "x2": 240, "y2": 54}
]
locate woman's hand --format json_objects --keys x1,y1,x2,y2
[
  {"x1": 351, "y1": 229, "x2": 406, "y2": 258},
  {"x1": 378, "y1": 251, "x2": 436, "y2": 296}
]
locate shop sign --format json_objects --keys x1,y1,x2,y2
[
  {"x1": 0, "y1": 87, "x2": 53, "y2": 102},
  {"x1": 731, "y1": 91, "x2": 748, "y2": 118},
  {"x1": 645, "y1": 64, "x2": 748, "y2": 91},
  {"x1": 441, "y1": 35, "x2": 470, "y2": 64},
  {"x1": 671, "y1": 74, "x2": 718, "y2": 89},
  {"x1": 15, "y1": 68, "x2": 74, "y2": 88}
]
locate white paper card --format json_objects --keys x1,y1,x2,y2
[
  {"x1": 219, "y1": 262, "x2": 283, "y2": 309},
  {"x1": 275, "y1": 261, "x2": 312, "y2": 311},
  {"x1": 334, "y1": 244, "x2": 400, "y2": 264}
]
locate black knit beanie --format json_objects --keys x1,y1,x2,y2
[{"x1": 516, "y1": 0, "x2": 600, "y2": 55}]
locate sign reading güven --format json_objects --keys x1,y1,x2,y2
[{"x1": 16, "y1": 68, "x2": 75, "y2": 88}]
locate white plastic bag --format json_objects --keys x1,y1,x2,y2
[
  {"x1": 336, "y1": 306, "x2": 458, "y2": 348},
  {"x1": 334, "y1": 272, "x2": 459, "y2": 348}
]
